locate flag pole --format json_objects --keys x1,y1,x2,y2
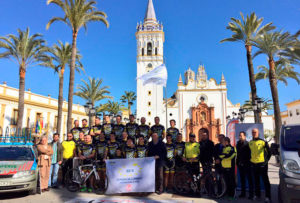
[{"x1": 165, "y1": 86, "x2": 168, "y2": 129}]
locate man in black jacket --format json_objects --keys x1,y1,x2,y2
[
  {"x1": 199, "y1": 129, "x2": 214, "y2": 174},
  {"x1": 236, "y1": 131, "x2": 254, "y2": 199},
  {"x1": 148, "y1": 132, "x2": 167, "y2": 195}
]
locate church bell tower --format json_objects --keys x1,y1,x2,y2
[{"x1": 136, "y1": 0, "x2": 165, "y2": 126}]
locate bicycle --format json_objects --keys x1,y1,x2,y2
[
  {"x1": 174, "y1": 162, "x2": 201, "y2": 195},
  {"x1": 199, "y1": 164, "x2": 226, "y2": 199},
  {"x1": 174, "y1": 162, "x2": 226, "y2": 199},
  {"x1": 65, "y1": 160, "x2": 108, "y2": 193}
]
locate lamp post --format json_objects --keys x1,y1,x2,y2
[
  {"x1": 252, "y1": 97, "x2": 264, "y2": 123},
  {"x1": 84, "y1": 101, "x2": 96, "y2": 128}
]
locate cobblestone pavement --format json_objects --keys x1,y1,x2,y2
[{"x1": 0, "y1": 157, "x2": 279, "y2": 203}]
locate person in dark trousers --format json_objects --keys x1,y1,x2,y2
[
  {"x1": 214, "y1": 134, "x2": 225, "y2": 175},
  {"x1": 236, "y1": 131, "x2": 254, "y2": 199},
  {"x1": 61, "y1": 132, "x2": 76, "y2": 187},
  {"x1": 148, "y1": 132, "x2": 167, "y2": 195},
  {"x1": 219, "y1": 137, "x2": 236, "y2": 200},
  {"x1": 48, "y1": 133, "x2": 63, "y2": 188},
  {"x1": 249, "y1": 128, "x2": 271, "y2": 203},
  {"x1": 199, "y1": 128, "x2": 214, "y2": 174}
]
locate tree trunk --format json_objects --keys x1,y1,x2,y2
[
  {"x1": 17, "y1": 66, "x2": 26, "y2": 132},
  {"x1": 128, "y1": 103, "x2": 131, "y2": 116},
  {"x1": 245, "y1": 45, "x2": 260, "y2": 123},
  {"x1": 57, "y1": 67, "x2": 65, "y2": 135},
  {"x1": 67, "y1": 31, "x2": 78, "y2": 133},
  {"x1": 268, "y1": 59, "x2": 281, "y2": 144}
]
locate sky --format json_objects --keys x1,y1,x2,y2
[{"x1": 0, "y1": 0, "x2": 299, "y2": 113}]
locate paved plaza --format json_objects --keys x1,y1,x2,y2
[{"x1": 0, "y1": 157, "x2": 280, "y2": 203}]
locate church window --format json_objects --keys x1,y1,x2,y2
[
  {"x1": 148, "y1": 91, "x2": 152, "y2": 96},
  {"x1": 148, "y1": 102, "x2": 151, "y2": 106},
  {"x1": 148, "y1": 111, "x2": 151, "y2": 116},
  {"x1": 147, "y1": 42, "x2": 152, "y2": 55},
  {"x1": 155, "y1": 48, "x2": 158, "y2": 55},
  {"x1": 148, "y1": 122, "x2": 151, "y2": 126},
  {"x1": 297, "y1": 109, "x2": 300, "y2": 116},
  {"x1": 142, "y1": 48, "x2": 144, "y2": 56},
  {"x1": 289, "y1": 110, "x2": 293, "y2": 117}
]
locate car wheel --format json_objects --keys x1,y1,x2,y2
[{"x1": 29, "y1": 187, "x2": 37, "y2": 195}]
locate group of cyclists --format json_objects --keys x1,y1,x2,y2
[{"x1": 54, "y1": 114, "x2": 271, "y2": 203}]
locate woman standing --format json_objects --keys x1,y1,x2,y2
[{"x1": 37, "y1": 135, "x2": 53, "y2": 192}]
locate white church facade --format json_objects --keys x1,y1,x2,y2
[{"x1": 136, "y1": 0, "x2": 274, "y2": 142}]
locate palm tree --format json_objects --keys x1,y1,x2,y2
[
  {"x1": 105, "y1": 101, "x2": 125, "y2": 115},
  {"x1": 42, "y1": 41, "x2": 83, "y2": 134},
  {"x1": 46, "y1": 0, "x2": 109, "y2": 132},
  {"x1": 75, "y1": 77, "x2": 112, "y2": 106},
  {"x1": 253, "y1": 31, "x2": 298, "y2": 143},
  {"x1": 220, "y1": 12, "x2": 275, "y2": 123},
  {"x1": 0, "y1": 28, "x2": 49, "y2": 130},
  {"x1": 75, "y1": 77, "x2": 112, "y2": 125},
  {"x1": 121, "y1": 91, "x2": 136, "y2": 115}
]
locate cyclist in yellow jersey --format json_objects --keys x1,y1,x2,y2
[
  {"x1": 61, "y1": 133, "x2": 76, "y2": 187},
  {"x1": 219, "y1": 137, "x2": 236, "y2": 200},
  {"x1": 183, "y1": 133, "x2": 200, "y2": 177},
  {"x1": 249, "y1": 128, "x2": 271, "y2": 202}
]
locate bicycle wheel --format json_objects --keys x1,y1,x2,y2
[
  {"x1": 92, "y1": 172, "x2": 109, "y2": 193},
  {"x1": 209, "y1": 173, "x2": 227, "y2": 199},
  {"x1": 174, "y1": 171, "x2": 191, "y2": 194},
  {"x1": 65, "y1": 168, "x2": 82, "y2": 192}
]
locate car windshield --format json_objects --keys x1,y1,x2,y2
[
  {"x1": 0, "y1": 147, "x2": 34, "y2": 161},
  {"x1": 282, "y1": 126, "x2": 300, "y2": 151}
]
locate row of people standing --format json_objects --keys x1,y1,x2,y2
[{"x1": 70, "y1": 115, "x2": 179, "y2": 144}]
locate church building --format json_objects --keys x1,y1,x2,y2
[{"x1": 136, "y1": 0, "x2": 274, "y2": 142}]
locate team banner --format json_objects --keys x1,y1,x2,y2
[{"x1": 105, "y1": 157, "x2": 155, "y2": 194}]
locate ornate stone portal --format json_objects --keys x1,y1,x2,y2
[{"x1": 186, "y1": 100, "x2": 221, "y2": 143}]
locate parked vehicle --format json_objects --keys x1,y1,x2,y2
[
  {"x1": 0, "y1": 138, "x2": 39, "y2": 195},
  {"x1": 278, "y1": 125, "x2": 300, "y2": 203}
]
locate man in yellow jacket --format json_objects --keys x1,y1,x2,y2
[
  {"x1": 249, "y1": 128, "x2": 271, "y2": 202},
  {"x1": 183, "y1": 133, "x2": 200, "y2": 177},
  {"x1": 219, "y1": 137, "x2": 236, "y2": 200}
]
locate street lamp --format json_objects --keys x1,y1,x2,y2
[
  {"x1": 238, "y1": 108, "x2": 247, "y2": 123},
  {"x1": 84, "y1": 101, "x2": 96, "y2": 128},
  {"x1": 252, "y1": 97, "x2": 264, "y2": 123}
]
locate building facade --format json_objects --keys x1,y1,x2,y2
[
  {"x1": 281, "y1": 99, "x2": 300, "y2": 125},
  {"x1": 136, "y1": 0, "x2": 274, "y2": 142},
  {"x1": 0, "y1": 83, "x2": 88, "y2": 140}
]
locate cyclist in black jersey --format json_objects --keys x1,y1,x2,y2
[
  {"x1": 137, "y1": 117, "x2": 150, "y2": 144},
  {"x1": 166, "y1": 119, "x2": 179, "y2": 143},
  {"x1": 71, "y1": 120, "x2": 81, "y2": 141},
  {"x1": 123, "y1": 138, "x2": 136, "y2": 159},
  {"x1": 150, "y1": 117, "x2": 166, "y2": 141},
  {"x1": 174, "y1": 133, "x2": 185, "y2": 168},
  {"x1": 107, "y1": 133, "x2": 120, "y2": 159},
  {"x1": 164, "y1": 134, "x2": 176, "y2": 192},
  {"x1": 125, "y1": 115, "x2": 139, "y2": 143},
  {"x1": 78, "y1": 135, "x2": 95, "y2": 192},
  {"x1": 101, "y1": 115, "x2": 114, "y2": 141},
  {"x1": 113, "y1": 115, "x2": 125, "y2": 142},
  {"x1": 115, "y1": 148, "x2": 123, "y2": 159},
  {"x1": 75, "y1": 131, "x2": 85, "y2": 156},
  {"x1": 94, "y1": 133, "x2": 107, "y2": 190},
  {"x1": 120, "y1": 131, "x2": 128, "y2": 151},
  {"x1": 81, "y1": 119, "x2": 90, "y2": 135},
  {"x1": 90, "y1": 117, "x2": 102, "y2": 143},
  {"x1": 136, "y1": 136, "x2": 148, "y2": 158}
]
